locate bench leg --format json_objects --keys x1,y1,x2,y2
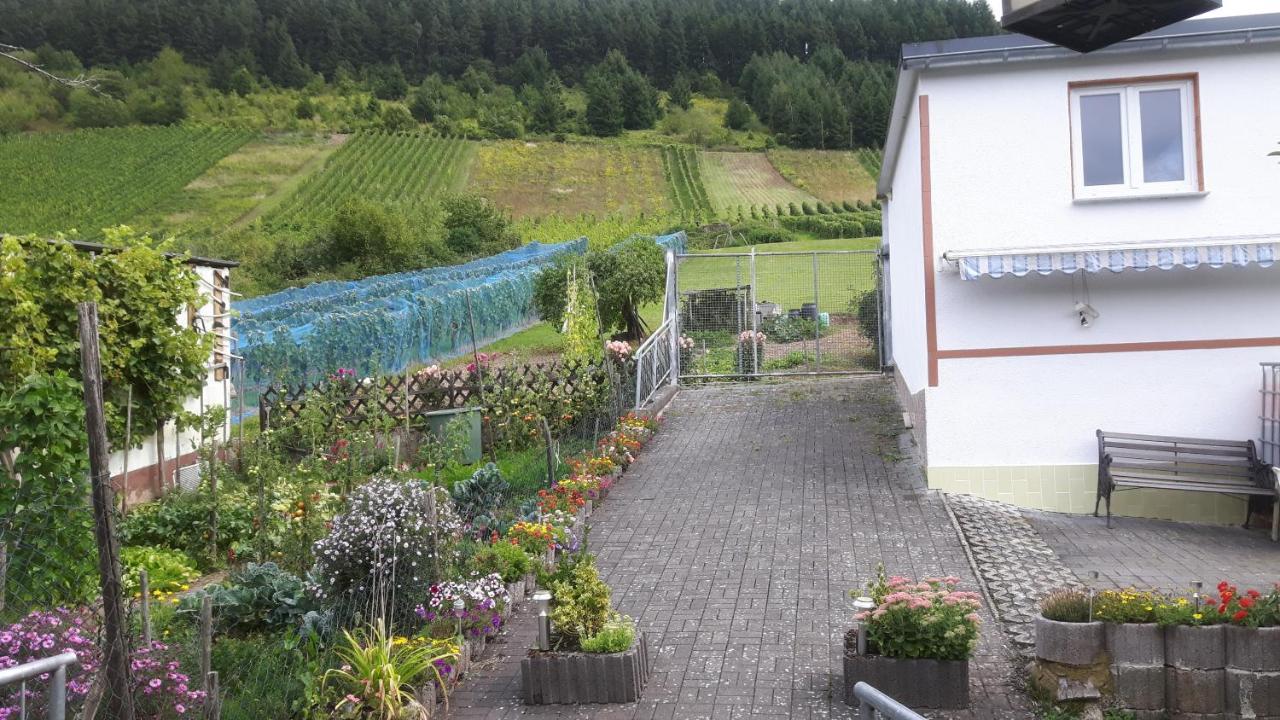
[
  {"x1": 1093, "y1": 493, "x2": 1101, "y2": 518},
  {"x1": 1105, "y1": 494, "x2": 1112, "y2": 529},
  {"x1": 1272, "y1": 501, "x2": 1278, "y2": 543}
]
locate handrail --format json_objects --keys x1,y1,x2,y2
[
  {"x1": 633, "y1": 318, "x2": 671, "y2": 360},
  {"x1": 0, "y1": 651, "x2": 78, "y2": 720},
  {"x1": 852, "y1": 682, "x2": 926, "y2": 720}
]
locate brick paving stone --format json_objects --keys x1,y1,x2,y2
[
  {"x1": 1026, "y1": 509, "x2": 1280, "y2": 594},
  {"x1": 455, "y1": 378, "x2": 1034, "y2": 719}
]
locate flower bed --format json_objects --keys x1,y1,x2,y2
[
  {"x1": 1033, "y1": 581, "x2": 1280, "y2": 716},
  {"x1": 842, "y1": 570, "x2": 981, "y2": 709}
]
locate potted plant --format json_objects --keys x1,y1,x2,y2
[
  {"x1": 521, "y1": 554, "x2": 650, "y2": 704},
  {"x1": 843, "y1": 569, "x2": 980, "y2": 709}
]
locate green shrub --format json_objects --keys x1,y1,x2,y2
[
  {"x1": 801, "y1": 202, "x2": 815, "y2": 215},
  {"x1": 549, "y1": 555, "x2": 612, "y2": 648},
  {"x1": 121, "y1": 545, "x2": 200, "y2": 597},
  {"x1": 762, "y1": 351, "x2": 813, "y2": 371},
  {"x1": 788, "y1": 202, "x2": 799, "y2": 216},
  {"x1": 1040, "y1": 588, "x2": 1091, "y2": 623},
  {"x1": 179, "y1": 562, "x2": 312, "y2": 633},
  {"x1": 468, "y1": 541, "x2": 534, "y2": 583},
  {"x1": 740, "y1": 225, "x2": 794, "y2": 246},
  {"x1": 861, "y1": 214, "x2": 882, "y2": 236},
  {"x1": 842, "y1": 200, "x2": 857, "y2": 212},
  {"x1": 580, "y1": 613, "x2": 636, "y2": 653},
  {"x1": 119, "y1": 489, "x2": 257, "y2": 570},
  {"x1": 451, "y1": 463, "x2": 509, "y2": 525},
  {"x1": 762, "y1": 315, "x2": 821, "y2": 343},
  {"x1": 816, "y1": 201, "x2": 830, "y2": 214}
]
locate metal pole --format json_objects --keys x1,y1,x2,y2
[
  {"x1": 750, "y1": 248, "x2": 759, "y2": 375},
  {"x1": 666, "y1": 251, "x2": 680, "y2": 384},
  {"x1": 812, "y1": 252, "x2": 822, "y2": 369},
  {"x1": 76, "y1": 302, "x2": 136, "y2": 720},
  {"x1": 140, "y1": 570, "x2": 152, "y2": 646},
  {"x1": 875, "y1": 255, "x2": 885, "y2": 371},
  {"x1": 49, "y1": 662, "x2": 67, "y2": 720},
  {"x1": 121, "y1": 386, "x2": 132, "y2": 514}
]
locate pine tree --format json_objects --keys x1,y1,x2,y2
[
  {"x1": 585, "y1": 71, "x2": 624, "y2": 137},
  {"x1": 667, "y1": 74, "x2": 692, "y2": 111}
]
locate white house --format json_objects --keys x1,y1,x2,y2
[
  {"x1": 878, "y1": 13, "x2": 1280, "y2": 525},
  {"x1": 79, "y1": 243, "x2": 238, "y2": 507}
]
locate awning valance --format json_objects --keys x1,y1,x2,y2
[{"x1": 946, "y1": 236, "x2": 1278, "y2": 281}]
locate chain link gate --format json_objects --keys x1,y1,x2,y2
[{"x1": 673, "y1": 250, "x2": 882, "y2": 379}]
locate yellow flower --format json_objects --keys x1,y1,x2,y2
[
  {"x1": 1193, "y1": 613, "x2": 1203, "y2": 620},
  {"x1": 180, "y1": 585, "x2": 190, "y2": 591},
  {"x1": 1177, "y1": 598, "x2": 1189, "y2": 606}
]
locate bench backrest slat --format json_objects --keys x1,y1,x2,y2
[{"x1": 1099, "y1": 431, "x2": 1254, "y2": 447}]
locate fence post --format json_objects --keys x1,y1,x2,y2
[
  {"x1": 750, "y1": 248, "x2": 759, "y2": 375},
  {"x1": 541, "y1": 418, "x2": 556, "y2": 488},
  {"x1": 665, "y1": 251, "x2": 680, "y2": 384},
  {"x1": 204, "y1": 671, "x2": 220, "y2": 720},
  {"x1": 199, "y1": 594, "x2": 213, "y2": 694},
  {"x1": 77, "y1": 302, "x2": 136, "y2": 720},
  {"x1": 812, "y1": 252, "x2": 822, "y2": 370},
  {"x1": 140, "y1": 569, "x2": 152, "y2": 646}
]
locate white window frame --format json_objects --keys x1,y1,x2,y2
[{"x1": 1069, "y1": 78, "x2": 1200, "y2": 200}]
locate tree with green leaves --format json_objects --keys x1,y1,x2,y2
[
  {"x1": 533, "y1": 237, "x2": 666, "y2": 340},
  {"x1": 667, "y1": 73, "x2": 692, "y2": 111},
  {"x1": 724, "y1": 97, "x2": 753, "y2": 130}
]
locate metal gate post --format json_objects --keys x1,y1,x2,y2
[
  {"x1": 875, "y1": 255, "x2": 885, "y2": 371},
  {"x1": 812, "y1": 252, "x2": 821, "y2": 370},
  {"x1": 750, "y1": 248, "x2": 758, "y2": 375},
  {"x1": 666, "y1": 251, "x2": 680, "y2": 384}
]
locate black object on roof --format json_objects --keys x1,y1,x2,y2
[
  {"x1": 1001, "y1": 0, "x2": 1222, "y2": 53},
  {"x1": 902, "y1": 10, "x2": 1280, "y2": 66},
  {"x1": 65, "y1": 239, "x2": 239, "y2": 269}
]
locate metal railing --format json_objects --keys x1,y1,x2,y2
[
  {"x1": 633, "y1": 317, "x2": 676, "y2": 409},
  {"x1": 1262, "y1": 363, "x2": 1280, "y2": 467},
  {"x1": 853, "y1": 682, "x2": 926, "y2": 720},
  {"x1": 0, "y1": 651, "x2": 78, "y2": 720}
]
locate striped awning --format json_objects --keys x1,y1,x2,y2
[{"x1": 948, "y1": 237, "x2": 1278, "y2": 281}]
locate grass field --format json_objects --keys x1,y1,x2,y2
[
  {"x1": 698, "y1": 151, "x2": 817, "y2": 216},
  {"x1": 766, "y1": 149, "x2": 878, "y2": 205},
  {"x1": 0, "y1": 126, "x2": 251, "y2": 236},
  {"x1": 467, "y1": 141, "x2": 671, "y2": 219},
  {"x1": 126, "y1": 133, "x2": 342, "y2": 240},
  {"x1": 261, "y1": 132, "x2": 474, "y2": 230}
]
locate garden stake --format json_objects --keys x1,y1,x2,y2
[
  {"x1": 121, "y1": 386, "x2": 132, "y2": 514},
  {"x1": 140, "y1": 569, "x2": 152, "y2": 646},
  {"x1": 1088, "y1": 570, "x2": 1098, "y2": 621},
  {"x1": 199, "y1": 594, "x2": 213, "y2": 693},
  {"x1": 204, "y1": 671, "x2": 220, "y2": 720},
  {"x1": 541, "y1": 417, "x2": 555, "y2": 488}
]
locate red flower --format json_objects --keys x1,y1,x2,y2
[
  {"x1": 1232, "y1": 610, "x2": 1248, "y2": 622},
  {"x1": 1239, "y1": 597, "x2": 1254, "y2": 609}
]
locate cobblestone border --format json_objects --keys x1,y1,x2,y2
[{"x1": 943, "y1": 493, "x2": 1083, "y2": 650}]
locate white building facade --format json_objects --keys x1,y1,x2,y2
[{"x1": 879, "y1": 14, "x2": 1280, "y2": 524}]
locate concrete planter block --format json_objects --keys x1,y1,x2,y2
[
  {"x1": 1226, "y1": 625, "x2": 1280, "y2": 672},
  {"x1": 1107, "y1": 623, "x2": 1165, "y2": 666},
  {"x1": 1226, "y1": 626, "x2": 1280, "y2": 718},
  {"x1": 1165, "y1": 667, "x2": 1226, "y2": 715},
  {"x1": 467, "y1": 636, "x2": 485, "y2": 662},
  {"x1": 455, "y1": 638, "x2": 471, "y2": 680},
  {"x1": 1226, "y1": 668, "x2": 1280, "y2": 718},
  {"x1": 842, "y1": 652, "x2": 970, "y2": 709},
  {"x1": 1167, "y1": 625, "x2": 1226, "y2": 670},
  {"x1": 523, "y1": 572, "x2": 537, "y2": 592},
  {"x1": 521, "y1": 632, "x2": 651, "y2": 704},
  {"x1": 1112, "y1": 665, "x2": 1166, "y2": 711},
  {"x1": 506, "y1": 580, "x2": 526, "y2": 605},
  {"x1": 1036, "y1": 615, "x2": 1106, "y2": 667}
]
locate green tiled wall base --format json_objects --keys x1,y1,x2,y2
[{"x1": 927, "y1": 465, "x2": 1250, "y2": 525}]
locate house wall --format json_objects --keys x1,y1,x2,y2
[
  {"x1": 109, "y1": 264, "x2": 233, "y2": 507},
  {"x1": 883, "y1": 44, "x2": 1280, "y2": 523}
]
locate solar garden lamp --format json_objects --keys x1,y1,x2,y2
[
  {"x1": 533, "y1": 590, "x2": 553, "y2": 651},
  {"x1": 851, "y1": 596, "x2": 876, "y2": 656},
  {"x1": 1192, "y1": 581, "x2": 1204, "y2": 612},
  {"x1": 1088, "y1": 571, "x2": 1099, "y2": 622},
  {"x1": 453, "y1": 598, "x2": 466, "y2": 639}
]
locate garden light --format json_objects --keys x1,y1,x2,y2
[
  {"x1": 1192, "y1": 580, "x2": 1203, "y2": 611},
  {"x1": 851, "y1": 596, "x2": 876, "y2": 655},
  {"x1": 453, "y1": 598, "x2": 466, "y2": 639},
  {"x1": 533, "y1": 590, "x2": 553, "y2": 651}
]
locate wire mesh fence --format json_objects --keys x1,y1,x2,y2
[{"x1": 674, "y1": 250, "x2": 882, "y2": 378}]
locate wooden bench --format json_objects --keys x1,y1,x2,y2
[{"x1": 1095, "y1": 430, "x2": 1279, "y2": 541}]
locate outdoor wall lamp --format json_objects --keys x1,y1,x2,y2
[
  {"x1": 533, "y1": 590, "x2": 553, "y2": 651},
  {"x1": 1075, "y1": 302, "x2": 1100, "y2": 328}
]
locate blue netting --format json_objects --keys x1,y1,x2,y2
[
  {"x1": 652, "y1": 231, "x2": 687, "y2": 254},
  {"x1": 233, "y1": 240, "x2": 587, "y2": 408}
]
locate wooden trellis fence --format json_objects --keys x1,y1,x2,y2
[{"x1": 258, "y1": 360, "x2": 609, "y2": 431}]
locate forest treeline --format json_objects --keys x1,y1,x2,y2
[{"x1": 0, "y1": 0, "x2": 997, "y2": 148}]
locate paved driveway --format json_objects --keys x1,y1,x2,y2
[{"x1": 452, "y1": 378, "x2": 1031, "y2": 719}]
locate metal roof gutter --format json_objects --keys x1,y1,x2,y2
[{"x1": 877, "y1": 22, "x2": 1280, "y2": 198}]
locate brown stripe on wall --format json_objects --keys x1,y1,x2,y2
[
  {"x1": 919, "y1": 95, "x2": 939, "y2": 387},
  {"x1": 937, "y1": 336, "x2": 1280, "y2": 360}
]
